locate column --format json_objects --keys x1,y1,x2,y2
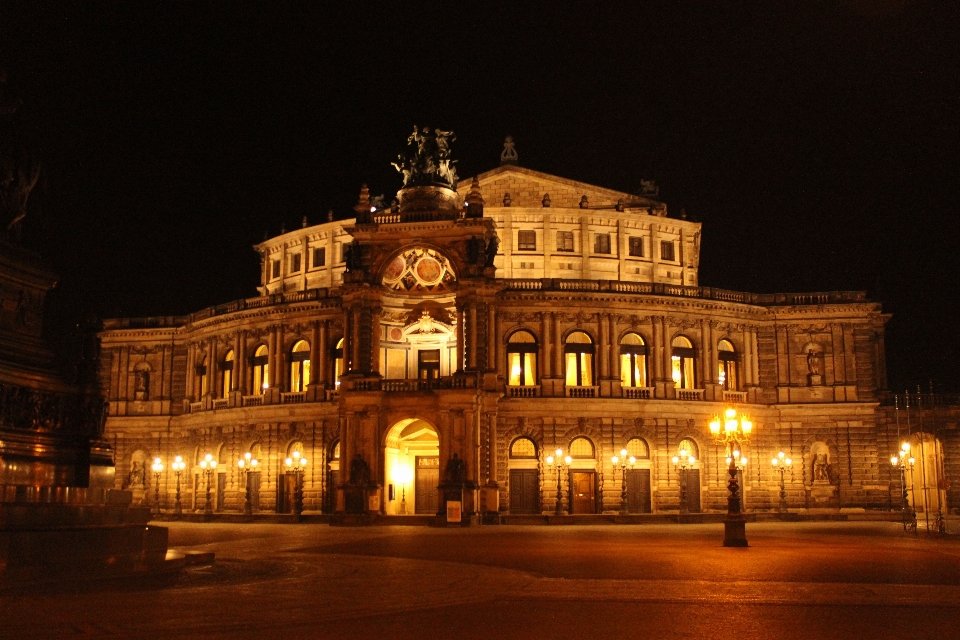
[
  {"x1": 318, "y1": 320, "x2": 329, "y2": 387},
  {"x1": 542, "y1": 312, "x2": 552, "y2": 378},
  {"x1": 608, "y1": 314, "x2": 618, "y2": 382},
  {"x1": 207, "y1": 337, "x2": 218, "y2": 398},
  {"x1": 552, "y1": 313, "x2": 562, "y2": 378},
  {"x1": 468, "y1": 302, "x2": 477, "y2": 369},
  {"x1": 487, "y1": 305, "x2": 497, "y2": 372},
  {"x1": 185, "y1": 343, "x2": 196, "y2": 400},
  {"x1": 268, "y1": 326, "x2": 279, "y2": 388},
  {"x1": 351, "y1": 305, "x2": 361, "y2": 374},
  {"x1": 232, "y1": 332, "x2": 241, "y2": 392},
  {"x1": 310, "y1": 322, "x2": 321, "y2": 386},
  {"x1": 456, "y1": 304, "x2": 465, "y2": 373},
  {"x1": 599, "y1": 313, "x2": 610, "y2": 379},
  {"x1": 650, "y1": 318, "x2": 662, "y2": 382},
  {"x1": 276, "y1": 324, "x2": 286, "y2": 391},
  {"x1": 371, "y1": 306, "x2": 382, "y2": 375}
]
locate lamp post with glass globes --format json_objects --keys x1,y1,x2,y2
[
  {"x1": 285, "y1": 450, "x2": 308, "y2": 516},
  {"x1": 171, "y1": 455, "x2": 186, "y2": 516},
  {"x1": 709, "y1": 407, "x2": 753, "y2": 547},
  {"x1": 545, "y1": 448, "x2": 572, "y2": 516},
  {"x1": 151, "y1": 457, "x2": 164, "y2": 515},
  {"x1": 671, "y1": 448, "x2": 696, "y2": 515},
  {"x1": 771, "y1": 451, "x2": 792, "y2": 513},
  {"x1": 237, "y1": 452, "x2": 259, "y2": 516},
  {"x1": 611, "y1": 448, "x2": 636, "y2": 515},
  {"x1": 199, "y1": 453, "x2": 218, "y2": 516},
  {"x1": 890, "y1": 442, "x2": 917, "y2": 532}
]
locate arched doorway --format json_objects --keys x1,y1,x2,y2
[
  {"x1": 384, "y1": 419, "x2": 440, "y2": 515},
  {"x1": 508, "y1": 437, "x2": 540, "y2": 514},
  {"x1": 568, "y1": 436, "x2": 598, "y2": 514}
]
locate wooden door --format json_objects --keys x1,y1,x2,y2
[
  {"x1": 686, "y1": 469, "x2": 701, "y2": 513},
  {"x1": 415, "y1": 457, "x2": 440, "y2": 514},
  {"x1": 216, "y1": 473, "x2": 226, "y2": 512},
  {"x1": 509, "y1": 469, "x2": 540, "y2": 514},
  {"x1": 570, "y1": 471, "x2": 596, "y2": 514},
  {"x1": 326, "y1": 470, "x2": 340, "y2": 513},
  {"x1": 278, "y1": 472, "x2": 296, "y2": 513},
  {"x1": 626, "y1": 468, "x2": 652, "y2": 513},
  {"x1": 248, "y1": 471, "x2": 261, "y2": 512}
]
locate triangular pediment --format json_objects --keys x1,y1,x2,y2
[{"x1": 457, "y1": 165, "x2": 665, "y2": 212}]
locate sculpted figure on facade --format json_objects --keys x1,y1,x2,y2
[
  {"x1": 0, "y1": 70, "x2": 41, "y2": 240},
  {"x1": 393, "y1": 126, "x2": 458, "y2": 189}
]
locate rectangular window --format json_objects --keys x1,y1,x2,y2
[
  {"x1": 290, "y1": 254, "x2": 301, "y2": 273},
  {"x1": 557, "y1": 230, "x2": 574, "y2": 252},
  {"x1": 594, "y1": 233, "x2": 611, "y2": 254},
  {"x1": 517, "y1": 230, "x2": 536, "y2": 251},
  {"x1": 629, "y1": 237, "x2": 644, "y2": 257},
  {"x1": 271, "y1": 260, "x2": 280, "y2": 279},
  {"x1": 312, "y1": 247, "x2": 326, "y2": 268},
  {"x1": 660, "y1": 240, "x2": 675, "y2": 261}
]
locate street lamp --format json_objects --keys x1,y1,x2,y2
[
  {"x1": 890, "y1": 442, "x2": 917, "y2": 532},
  {"x1": 238, "y1": 452, "x2": 259, "y2": 516},
  {"x1": 709, "y1": 407, "x2": 753, "y2": 547},
  {"x1": 396, "y1": 464, "x2": 413, "y2": 515},
  {"x1": 171, "y1": 455, "x2": 186, "y2": 516},
  {"x1": 285, "y1": 450, "x2": 308, "y2": 516},
  {"x1": 199, "y1": 453, "x2": 218, "y2": 516},
  {"x1": 671, "y1": 448, "x2": 696, "y2": 515},
  {"x1": 611, "y1": 448, "x2": 636, "y2": 515},
  {"x1": 151, "y1": 457, "x2": 164, "y2": 515},
  {"x1": 771, "y1": 451, "x2": 792, "y2": 513},
  {"x1": 545, "y1": 448, "x2": 572, "y2": 515}
]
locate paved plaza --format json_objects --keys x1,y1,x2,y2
[{"x1": 2, "y1": 521, "x2": 959, "y2": 639}]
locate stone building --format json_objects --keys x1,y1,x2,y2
[{"x1": 100, "y1": 133, "x2": 939, "y2": 521}]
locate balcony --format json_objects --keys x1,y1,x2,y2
[
  {"x1": 506, "y1": 385, "x2": 540, "y2": 398},
  {"x1": 622, "y1": 387, "x2": 653, "y2": 399},
  {"x1": 722, "y1": 390, "x2": 747, "y2": 403},
  {"x1": 677, "y1": 389, "x2": 705, "y2": 401},
  {"x1": 281, "y1": 392, "x2": 306, "y2": 404},
  {"x1": 566, "y1": 385, "x2": 599, "y2": 398}
]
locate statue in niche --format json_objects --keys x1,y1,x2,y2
[
  {"x1": 806, "y1": 347, "x2": 824, "y2": 386},
  {"x1": 134, "y1": 369, "x2": 150, "y2": 401},
  {"x1": 813, "y1": 453, "x2": 830, "y2": 482},
  {"x1": 128, "y1": 461, "x2": 145, "y2": 487},
  {"x1": 349, "y1": 454, "x2": 370, "y2": 486},
  {"x1": 392, "y1": 126, "x2": 458, "y2": 189},
  {"x1": 485, "y1": 234, "x2": 499, "y2": 267},
  {"x1": 445, "y1": 453, "x2": 467, "y2": 485}
]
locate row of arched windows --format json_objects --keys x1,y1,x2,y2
[
  {"x1": 509, "y1": 435, "x2": 655, "y2": 460},
  {"x1": 197, "y1": 339, "x2": 345, "y2": 398},
  {"x1": 507, "y1": 330, "x2": 740, "y2": 390}
]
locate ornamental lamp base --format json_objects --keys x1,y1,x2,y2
[{"x1": 723, "y1": 517, "x2": 749, "y2": 547}]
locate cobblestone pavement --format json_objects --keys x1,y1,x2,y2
[{"x1": 2, "y1": 521, "x2": 959, "y2": 639}]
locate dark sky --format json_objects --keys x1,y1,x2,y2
[{"x1": 2, "y1": 2, "x2": 958, "y2": 391}]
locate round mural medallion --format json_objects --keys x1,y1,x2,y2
[
  {"x1": 383, "y1": 256, "x2": 405, "y2": 282},
  {"x1": 415, "y1": 257, "x2": 443, "y2": 284}
]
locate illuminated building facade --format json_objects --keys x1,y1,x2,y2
[{"x1": 101, "y1": 138, "x2": 943, "y2": 520}]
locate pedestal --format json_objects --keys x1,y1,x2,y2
[{"x1": 723, "y1": 515, "x2": 748, "y2": 547}]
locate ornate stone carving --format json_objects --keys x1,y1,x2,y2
[{"x1": 393, "y1": 126, "x2": 458, "y2": 189}]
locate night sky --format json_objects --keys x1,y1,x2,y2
[{"x1": 2, "y1": 2, "x2": 958, "y2": 391}]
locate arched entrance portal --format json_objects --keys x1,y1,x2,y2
[
  {"x1": 384, "y1": 419, "x2": 440, "y2": 515},
  {"x1": 906, "y1": 432, "x2": 948, "y2": 520}
]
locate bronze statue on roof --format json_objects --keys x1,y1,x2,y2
[{"x1": 392, "y1": 126, "x2": 458, "y2": 189}]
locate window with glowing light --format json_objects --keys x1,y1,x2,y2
[
  {"x1": 564, "y1": 331, "x2": 595, "y2": 387},
  {"x1": 220, "y1": 350, "x2": 234, "y2": 398},
  {"x1": 332, "y1": 338, "x2": 344, "y2": 388},
  {"x1": 289, "y1": 340, "x2": 311, "y2": 392},
  {"x1": 507, "y1": 330, "x2": 538, "y2": 386},
  {"x1": 569, "y1": 437, "x2": 595, "y2": 459},
  {"x1": 510, "y1": 437, "x2": 538, "y2": 459},
  {"x1": 626, "y1": 437, "x2": 650, "y2": 459},
  {"x1": 251, "y1": 345, "x2": 269, "y2": 394},
  {"x1": 677, "y1": 438, "x2": 698, "y2": 459},
  {"x1": 619, "y1": 333, "x2": 648, "y2": 388},
  {"x1": 671, "y1": 335, "x2": 696, "y2": 389},
  {"x1": 717, "y1": 339, "x2": 738, "y2": 390}
]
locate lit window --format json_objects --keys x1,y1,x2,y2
[
  {"x1": 594, "y1": 233, "x2": 611, "y2": 254},
  {"x1": 564, "y1": 331, "x2": 594, "y2": 387},
  {"x1": 569, "y1": 437, "x2": 595, "y2": 459},
  {"x1": 626, "y1": 437, "x2": 649, "y2": 459},
  {"x1": 252, "y1": 345, "x2": 269, "y2": 394},
  {"x1": 510, "y1": 437, "x2": 537, "y2": 459},
  {"x1": 507, "y1": 330, "x2": 537, "y2": 386},
  {"x1": 660, "y1": 241, "x2": 675, "y2": 261},
  {"x1": 289, "y1": 340, "x2": 311, "y2": 392},
  {"x1": 220, "y1": 350, "x2": 234, "y2": 398},
  {"x1": 718, "y1": 339, "x2": 738, "y2": 390},
  {"x1": 332, "y1": 338, "x2": 344, "y2": 388},
  {"x1": 557, "y1": 230, "x2": 574, "y2": 252},
  {"x1": 517, "y1": 230, "x2": 536, "y2": 251},
  {"x1": 678, "y1": 438, "x2": 698, "y2": 459},
  {"x1": 628, "y1": 237, "x2": 644, "y2": 257},
  {"x1": 671, "y1": 335, "x2": 696, "y2": 389},
  {"x1": 620, "y1": 333, "x2": 648, "y2": 388}
]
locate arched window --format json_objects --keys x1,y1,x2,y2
[
  {"x1": 289, "y1": 340, "x2": 311, "y2": 393},
  {"x1": 564, "y1": 331, "x2": 595, "y2": 387},
  {"x1": 620, "y1": 333, "x2": 648, "y2": 388},
  {"x1": 671, "y1": 335, "x2": 696, "y2": 390},
  {"x1": 331, "y1": 440, "x2": 340, "y2": 461},
  {"x1": 251, "y1": 345, "x2": 269, "y2": 395},
  {"x1": 507, "y1": 330, "x2": 538, "y2": 386},
  {"x1": 569, "y1": 436, "x2": 595, "y2": 459},
  {"x1": 677, "y1": 438, "x2": 698, "y2": 459},
  {"x1": 509, "y1": 437, "x2": 538, "y2": 459},
  {"x1": 717, "y1": 339, "x2": 738, "y2": 390},
  {"x1": 332, "y1": 338, "x2": 344, "y2": 389},
  {"x1": 220, "y1": 350, "x2": 234, "y2": 398},
  {"x1": 626, "y1": 437, "x2": 650, "y2": 460}
]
